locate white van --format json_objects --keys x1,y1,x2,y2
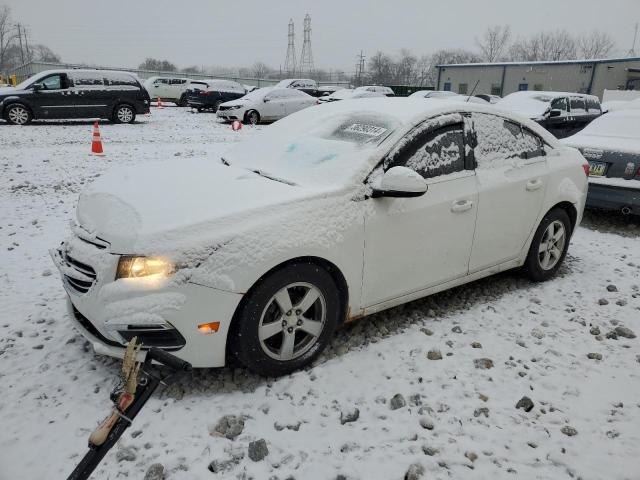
[{"x1": 143, "y1": 76, "x2": 199, "y2": 106}]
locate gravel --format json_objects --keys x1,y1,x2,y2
[
  {"x1": 426, "y1": 349, "x2": 442, "y2": 360},
  {"x1": 248, "y1": 439, "x2": 269, "y2": 462},
  {"x1": 587, "y1": 353, "x2": 603, "y2": 360},
  {"x1": 561, "y1": 426, "x2": 578, "y2": 437},
  {"x1": 614, "y1": 326, "x2": 636, "y2": 339},
  {"x1": 404, "y1": 463, "x2": 425, "y2": 480},
  {"x1": 389, "y1": 394, "x2": 406, "y2": 410},
  {"x1": 515, "y1": 396, "x2": 535, "y2": 412},
  {"x1": 340, "y1": 407, "x2": 360, "y2": 425},
  {"x1": 474, "y1": 358, "x2": 494, "y2": 369},
  {"x1": 211, "y1": 415, "x2": 245, "y2": 440},
  {"x1": 115, "y1": 447, "x2": 137, "y2": 462},
  {"x1": 143, "y1": 463, "x2": 164, "y2": 480}
]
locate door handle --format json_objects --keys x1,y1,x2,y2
[
  {"x1": 526, "y1": 179, "x2": 543, "y2": 191},
  {"x1": 451, "y1": 199, "x2": 473, "y2": 213}
]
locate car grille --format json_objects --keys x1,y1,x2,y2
[
  {"x1": 218, "y1": 105, "x2": 233, "y2": 111},
  {"x1": 63, "y1": 251, "x2": 97, "y2": 294}
]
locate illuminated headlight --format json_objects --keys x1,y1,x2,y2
[{"x1": 116, "y1": 256, "x2": 174, "y2": 279}]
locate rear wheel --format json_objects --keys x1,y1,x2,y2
[
  {"x1": 523, "y1": 208, "x2": 571, "y2": 282},
  {"x1": 245, "y1": 110, "x2": 260, "y2": 125},
  {"x1": 229, "y1": 263, "x2": 341, "y2": 376},
  {"x1": 112, "y1": 104, "x2": 136, "y2": 124},
  {"x1": 5, "y1": 103, "x2": 32, "y2": 125}
]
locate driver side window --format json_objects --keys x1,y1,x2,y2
[
  {"x1": 36, "y1": 74, "x2": 63, "y2": 90},
  {"x1": 385, "y1": 123, "x2": 466, "y2": 179}
]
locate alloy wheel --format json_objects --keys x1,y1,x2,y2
[
  {"x1": 538, "y1": 220, "x2": 566, "y2": 270},
  {"x1": 117, "y1": 106, "x2": 134, "y2": 123},
  {"x1": 248, "y1": 112, "x2": 259, "y2": 125},
  {"x1": 8, "y1": 106, "x2": 29, "y2": 125},
  {"x1": 258, "y1": 282, "x2": 326, "y2": 361}
]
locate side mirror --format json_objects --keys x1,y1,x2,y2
[
  {"x1": 548, "y1": 109, "x2": 562, "y2": 118},
  {"x1": 32, "y1": 84, "x2": 42, "y2": 92},
  {"x1": 263, "y1": 97, "x2": 270, "y2": 103},
  {"x1": 371, "y1": 166, "x2": 428, "y2": 198}
]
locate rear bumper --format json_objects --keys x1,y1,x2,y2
[{"x1": 586, "y1": 181, "x2": 640, "y2": 214}]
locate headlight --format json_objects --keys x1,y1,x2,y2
[
  {"x1": 116, "y1": 256, "x2": 174, "y2": 279},
  {"x1": 227, "y1": 105, "x2": 242, "y2": 110}
]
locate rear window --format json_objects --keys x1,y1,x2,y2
[
  {"x1": 72, "y1": 72, "x2": 104, "y2": 87},
  {"x1": 586, "y1": 97, "x2": 601, "y2": 114},
  {"x1": 189, "y1": 81, "x2": 208, "y2": 90},
  {"x1": 570, "y1": 97, "x2": 586, "y2": 113},
  {"x1": 104, "y1": 73, "x2": 139, "y2": 87}
]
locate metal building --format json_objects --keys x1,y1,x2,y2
[{"x1": 436, "y1": 57, "x2": 640, "y2": 99}]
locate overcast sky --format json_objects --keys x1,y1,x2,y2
[{"x1": 5, "y1": 0, "x2": 640, "y2": 72}]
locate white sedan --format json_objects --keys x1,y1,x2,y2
[
  {"x1": 51, "y1": 99, "x2": 588, "y2": 376},
  {"x1": 217, "y1": 87, "x2": 317, "y2": 124}
]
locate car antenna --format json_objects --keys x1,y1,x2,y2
[{"x1": 466, "y1": 80, "x2": 480, "y2": 102}]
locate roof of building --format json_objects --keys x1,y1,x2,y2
[{"x1": 437, "y1": 57, "x2": 640, "y2": 69}]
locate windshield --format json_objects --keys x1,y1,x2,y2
[
  {"x1": 327, "y1": 89, "x2": 355, "y2": 100},
  {"x1": 497, "y1": 93, "x2": 556, "y2": 118},
  {"x1": 15, "y1": 71, "x2": 51, "y2": 90},
  {"x1": 240, "y1": 87, "x2": 273, "y2": 101},
  {"x1": 579, "y1": 112, "x2": 640, "y2": 139},
  {"x1": 224, "y1": 108, "x2": 400, "y2": 187}
]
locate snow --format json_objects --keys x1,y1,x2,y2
[
  {"x1": 562, "y1": 111, "x2": 640, "y2": 154},
  {"x1": 1, "y1": 107, "x2": 640, "y2": 480}
]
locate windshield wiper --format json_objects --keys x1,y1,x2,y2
[
  {"x1": 251, "y1": 169, "x2": 297, "y2": 186},
  {"x1": 221, "y1": 157, "x2": 230, "y2": 166}
]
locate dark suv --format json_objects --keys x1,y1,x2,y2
[
  {"x1": 186, "y1": 80, "x2": 246, "y2": 112},
  {"x1": 0, "y1": 69, "x2": 150, "y2": 125}
]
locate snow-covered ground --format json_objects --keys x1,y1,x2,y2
[{"x1": 1, "y1": 107, "x2": 639, "y2": 480}]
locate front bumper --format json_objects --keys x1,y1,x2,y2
[
  {"x1": 51, "y1": 235, "x2": 244, "y2": 368},
  {"x1": 586, "y1": 181, "x2": 640, "y2": 214},
  {"x1": 217, "y1": 108, "x2": 245, "y2": 121}
]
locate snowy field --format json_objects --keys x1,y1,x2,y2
[{"x1": 1, "y1": 107, "x2": 639, "y2": 480}]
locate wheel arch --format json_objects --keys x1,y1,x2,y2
[
  {"x1": 225, "y1": 255, "x2": 349, "y2": 361},
  {"x1": 548, "y1": 201, "x2": 578, "y2": 234},
  {"x1": 3, "y1": 99, "x2": 34, "y2": 119}
]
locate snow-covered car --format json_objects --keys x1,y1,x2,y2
[
  {"x1": 316, "y1": 85, "x2": 345, "y2": 96},
  {"x1": 185, "y1": 80, "x2": 246, "y2": 112},
  {"x1": 410, "y1": 92, "x2": 490, "y2": 105},
  {"x1": 355, "y1": 85, "x2": 395, "y2": 96},
  {"x1": 274, "y1": 78, "x2": 318, "y2": 96},
  {"x1": 562, "y1": 109, "x2": 640, "y2": 215},
  {"x1": 216, "y1": 87, "x2": 316, "y2": 124},
  {"x1": 408, "y1": 90, "x2": 458, "y2": 99},
  {"x1": 475, "y1": 94, "x2": 501, "y2": 104},
  {"x1": 317, "y1": 88, "x2": 385, "y2": 103},
  {"x1": 143, "y1": 76, "x2": 200, "y2": 106},
  {"x1": 496, "y1": 91, "x2": 602, "y2": 139},
  {"x1": 51, "y1": 98, "x2": 588, "y2": 376}
]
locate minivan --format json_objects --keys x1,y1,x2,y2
[{"x1": 0, "y1": 69, "x2": 150, "y2": 125}]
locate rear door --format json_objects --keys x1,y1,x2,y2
[
  {"x1": 262, "y1": 91, "x2": 287, "y2": 120},
  {"x1": 31, "y1": 73, "x2": 75, "y2": 118},
  {"x1": 283, "y1": 90, "x2": 313, "y2": 115},
  {"x1": 148, "y1": 78, "x2": 170, "y2": 100},
  {"x1": 468, "y1": 113, "x2": 548, "y2": 272},
  {"x1": 69, "y1": 72, "x2": 109, "y2": 118},
  {"x1": 546, "y1": 96, "x2": 570, "y2": 138},
  {"x1": 568, "y1": 96, "x2": 589, "y2": 137}
]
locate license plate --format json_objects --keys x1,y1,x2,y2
[{"x1": 588, "y1": 161, "x2": 607, "y2": 177}]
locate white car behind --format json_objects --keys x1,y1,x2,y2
[
  {"x1": 143, "y1": 76, "x2": 199, "y2": 106},
  {"x1": 318, "y1": 88, "x2": 385, "y2": 103},
  {"x1": 52, "y1": 98, "x2": 588, "y2": 376},
  {"x1": 217, "y1": 87, "x2": 317, "y2": 124}
]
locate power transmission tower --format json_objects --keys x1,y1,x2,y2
[
  {"x1": 299, "y1": 14, "x2": 314, "y2": 75},
  {"x1": 628, "y1": 22, "x2": 639, "y2": 57},
  {"x1": 283, "y1": 19, "x2": 297, "y2": 76}
]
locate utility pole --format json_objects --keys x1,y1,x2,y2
[
  {"x1": 15, "y1": 23, "x2": 25, "y2": 64},
  {"x1": 355, "y1": 50, "x2": 365, "y2": 86},
  {"x1": 628, "y1": 22, "x2": 639, "y2": 57}
]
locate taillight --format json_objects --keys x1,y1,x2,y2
[
  {"x1": 636, "y1": 165, "x2": 640, "y2": 178},
  {"x1": 582, "y1": 163, "x2": 590, "y2": 176}
]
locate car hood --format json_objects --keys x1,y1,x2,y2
[
  {"x1": 220, "y1": 99, "x2": 247, "y2": 108},
  {"x1": 0, "y1": 86, "x2": 25, "y2": 98},
  {"x1": 76, "y1": 158, "x2": 327, "y2": 253}
]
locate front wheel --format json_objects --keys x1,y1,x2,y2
[
  {"x1": 5, "y1": 103, "x2": 32, "y2": 125},
  {"x1": 230, "y1": 263, "x2": 341, "y2": 376},
  {"x1": 245, "y1": 110, "x2": 260, "y2": 125},
  {"x1": 178, "y1": 95, "x2": 189, "y2": 107},
  {"x1": 523, "y1": 208, "x2": 572, "y2": 282},
  {"x1": 112, "y1": 104, "x2": 136, "y2": 124}
]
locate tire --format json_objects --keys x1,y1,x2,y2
[
  {"x1": 230, "y1": 263, "x2": 341, "y2": 376},
  {"x1": 245, "y1": 110, "x2": 260, "y2": 125},
  {"x1": 523, "y1": 208, "x2": 572, "y2": 282},
  {"x1": 178, "y1": 95, "x2": 189, "y2": 107},
  {"x1": 5, "y1": 103, "x2": 32, "y2": 125},
  {"x1": 112, "y1": 104, "x2": 136, "y2": 124},
  {"x1": 212, "y1": 100, "x2": 222, "y2": 112}
]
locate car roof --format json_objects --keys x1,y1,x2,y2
[
  {"x1": 504, "y1": 91, "x2": 598, "y2": 100},
  {"x1": 36, "y1": 69, "x2": 137, "y2": 76}
]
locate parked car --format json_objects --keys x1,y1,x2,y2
[
  {"x1": 316, "y1": 85, "x2": 345, "y2": 97},
  {"x1": 561, "y1": 109, "x2": 640, "y2": 215},
  {"x1": 354, "y1": 85, "x2": 395, "y2": 96},
  {"x1": 475, "y1": 94, "x2": 501, "y2": 104},
  {"x1": 410, "y1": 92, "x2": 490, "y2": 105},
  {"x1": 496, "y1": 91, "x2": 602, "y2": 138},
  {"x1": 186, "y1": 80, "x2": 246, "y2": 112},
  {"x1": 52, "y1": 98, "x2": 588, "y2": 376},
  {"x1": 274, "y1": 78, "x2": 318, "y2": 96},
  {"x1": 217, "y1": 87, "x2": 316, "y2": 124},
  {"x1": 408, "y1": 90, "x2": 458, "y2": 99},
  {"x1": 143, "y1": 76, "x2": 199, "y2": 106},
  {"x1": 0, "y1": 69, "x2": 150, "y2": 125},
  {"x1": 317, "y1": 88, "x2": 385, "y2": 103}
]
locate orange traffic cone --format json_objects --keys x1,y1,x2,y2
[
  {"x1": 90, "y1": 121, "x2": 105, "y2": 156},
  {"x1": 156, "y1": 97, "x2": 164, "y2": 109}
]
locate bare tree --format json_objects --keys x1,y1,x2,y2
[
  {"x1": 138, "y1": 58, "x2": 177, "y2": 72},
  {"x1": 30, "y1": 44, "x2": 60, "y2": 63},
  {"x1": 577, "y1": 31, "x2": 616, "y2": 59},
  {"x1": 476, "y1": 25, "x2": 511, "y2": 62},
  {"x1": 394, "y1": 48, "x2": 418, "y2": 84},
  {"x1": 0, "y1": 5, "x2": 17, "y2": 72},
  {"x1": 252, "y1": 61, "x2": 270, "y2": 79},
  {"x1": 368, "y1": 51, "x2": 394, "y2": 85},
  {"x1": 509, "y1": 30, "x2": 577, "y2": 61}
]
